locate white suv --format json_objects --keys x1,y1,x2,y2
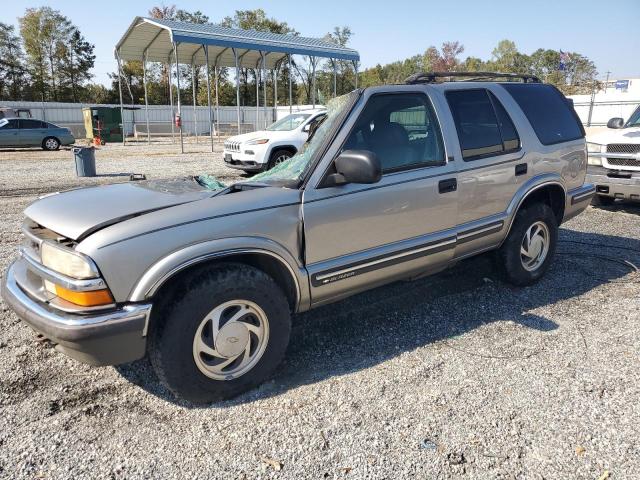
[{"x1": 223, "y1": 109, "x2": 326, "y2": 173}]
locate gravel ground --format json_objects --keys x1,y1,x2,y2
[{"x1": 0, "y1": 143, "x2": 639, "y2": 479}]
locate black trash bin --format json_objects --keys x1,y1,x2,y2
[{"x1": 72, "y1": 146, "x2": 96, "y2": 177}]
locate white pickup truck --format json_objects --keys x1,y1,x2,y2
[{"x1": 586, "y1": 105, "x2": 640, "y2": 205}]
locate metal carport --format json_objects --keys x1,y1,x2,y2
[{"x1": 115, "y1": 16, "x2": 360, "y2": 152}]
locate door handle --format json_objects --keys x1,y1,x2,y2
[
  {"x1": 515, "y1": 163, "x2": 527, "y2": 176},
  {"x1": 438, "y1": 178, "x2": 457, "y2": 194}
]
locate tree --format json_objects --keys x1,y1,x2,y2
[
  {"x1": 175, "y1": 10, "x2": 209, "y2": 106},
  {"x1": 440, "y1": 41, "x2": 464, "y2": 71},
  {"x1": 0, "y1": 22, "x2": 28, "y2": 100},
  {"x1": 360, "y1": 39, "x2": 599, "y2": 96},
  {"x1": 148, "y1": 4, "x2": 176, "y2": 21},
  {"x1": 19, "y1": 7, "x2": 94, "y2": 102},
  {"x1": 148, "y1": 4, "x2": 177, "y2": 104},
  {"x1": 58, "y1": 28, "x2": 95, "y2": 102},
  {"x1": 221, "y1": 9, "x2": 297, "y2": 106},
  {"x1": 322, "y1": 27, "x2": 356, "y2": 97}
]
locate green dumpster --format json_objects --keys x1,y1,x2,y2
[{"x1": 82, "y1": 107, "x2": 123, "y2": 145}]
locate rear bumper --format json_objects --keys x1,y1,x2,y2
[
  {"x1": 586, "y1": 166, "x2": 640, "y2": 201},
  {"x1": 1, "y1": 261, "x2": 151, "y2": 366},
  {"x1": 563, "y1": 183, "x2": 595, "y2": 222}
]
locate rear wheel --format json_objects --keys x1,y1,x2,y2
[
  {"x1": 148, "y1": 263, "x2": 291, "y2": 403},
  {"x1": 591, "y1": 194, "x2": 615, "y2": 207},
  {"x1": 42, "y1": 137, "x2": 60, "y2": 151},
  {"x1": 495, "y1": 203, "x2": 558, "y2": 286},
  {"x1": 268, "y1": 149, "x2": 293, "y2": 170}
]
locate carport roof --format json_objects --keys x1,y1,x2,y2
[{"x1": 115, "y1": 17, "x2": 360, "y2": 69}]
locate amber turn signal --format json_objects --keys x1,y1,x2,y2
[{"x1": 55, "y1": 285, "x2": 114, "y2": 307}]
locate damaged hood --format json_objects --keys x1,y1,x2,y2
[{"x1": 25, "y1": 177, "x2": 215, "y2": 240}]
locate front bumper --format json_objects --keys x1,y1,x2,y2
[
  {"x1": 1, "y1": 261, "x2": 151, "y2": 366},
  {"x1": 586, "y1": 165, "x2": 640, "y2": 201},
  {"x1": 223, "y1": 151, "x2": 266, "y2": 171}
]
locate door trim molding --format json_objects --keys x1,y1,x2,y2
[{"x1": 311, "y1": 236, "x2": 456, "y2": 287}]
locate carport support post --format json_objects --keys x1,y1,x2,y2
[
  {"x1": 191, "y1": 57, "x2": 198, "y2": 143},
  {"x1": 173, "y1": 42, "x2": 184, "y2": 154},
  {"x1": 168, "y1": 54, "x2": 175, "y2": 143},
  {"x1": 353, "y1": 60, "x2": 359, "y2": 88},
  {"x1": 233, "y1": 48, "x2": 241, "y2": 135},
  {"x1": 142, "y1": 51, "x2": 151, "y2": 144},
  {"x1": 288, "y1": 54, "x2": 293, "y2": 114},
  {"x1": 115, "y1": 50, "x2": 125, "y2": 145},
  {"x1": 273, "y1": 65, "x2": 278, "y2": 123},
  {"x1": 214, "y1": 65, "x2": 220, "y2": 141},
  {"x1": 204, "y1": 45, "x2": 214, "y2": 152},
  {"x1": 255, "y1": 58, "x2": 260, "y2": 132},
  {"x1": 262, "y1": 53, "x2": 268, "y2": 129},
  {"x1": 332, "y1": 59, "x2": 337, "y2": 97},
  {"x1": 311, "y1": 56, "x2": 317, "y2": 108}
]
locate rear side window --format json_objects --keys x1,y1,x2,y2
[
  {"x1": 19, "y1": 119, "x2": 46, "y2": 129},
  {"x1": 502, "y1": 83, "x2": 584, "y2": 145},
  {"x1": 446, "y1": 89, "x2": 520, "y2": 161},
  {"x1": 488, "y1": 91, "x2": 519, "y2": 151}
]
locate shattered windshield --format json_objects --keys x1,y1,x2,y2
[
  {"x1": 626, "y1": 106, "x2": 640, "y2": 127},
  {"x1": 194, "y1": 92, "x2": 358, "y2": 191},
  {"x1": 247, "y1": 92, "x2": 358, "y2": 185},
  {"x1": 266, "y1": 113, "x2": 311, "y2": 131}
]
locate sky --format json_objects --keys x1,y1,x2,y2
[{"x1": 2, "y1": 0, "x2": 639, "y2": 86}]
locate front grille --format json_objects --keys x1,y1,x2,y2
[
  {"x1": 604, "y1": 144, "x2": 640, "y2": 169},
  {"x1": 224, "y1": 140, "x2": 240, "y2": 152},
  {"x1": 607, "y1": 144, "x2": 640, "y2": 154},
  {"x1": 606, "y1": 158, "x2": 640, "y2": 168}
]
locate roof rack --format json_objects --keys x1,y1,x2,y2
[{"x1": 405, "y1": 71, "x2": 541, "y2": 84}]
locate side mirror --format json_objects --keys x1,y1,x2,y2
[
  {"x1": 302, "y1": 123, "x2": 311, "y2": 133},
  {"x1": 325, "y1": 150, "x2": 382, "y2": 186},
  {"x1": 607, "y1": 117, "x2": 624, "y2": 129}
]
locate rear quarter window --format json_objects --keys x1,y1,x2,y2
[{"x1": 501, "y1": 83, "x2": 584, "y2": 145}]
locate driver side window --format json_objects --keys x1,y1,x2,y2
[{"x1": 343, "y1": 93, "x2": 445, "y2": 173}]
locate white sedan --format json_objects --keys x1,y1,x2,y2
[{"x1": 223, "y1": 109, "x2": 326, "y2": 173}]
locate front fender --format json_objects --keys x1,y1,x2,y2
[{"x1": 128, "y1": 236, "x2": 309, "y2": 311}]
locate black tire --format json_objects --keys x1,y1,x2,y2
[
  {"x1": 268, "y1": 149, "x2": 293, "y2": 169},
  {"x1": 148, "y1": 263, "x2": 291, "y2": 403},
  {"x1": 591, "y1": 194, "x2": 615, "y2": 207},
  {"x1": 495, "y1": 203, "x2": 558, "y2": 286},
  {"x1": 42, "y1": 137, "x2": 60, "y2": 151}
]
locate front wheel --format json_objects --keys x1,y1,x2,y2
[
  {"x1": 149, "y1": 263, "x2": 291, "y2": 403},
  {"x1": 495, "y1": 203, "x2": 558, "y2": 286},
  {"x1": 268, "y1": 149, "x2": 293, "y2": 170}
]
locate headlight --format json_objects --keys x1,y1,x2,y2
[
  {"x1": 586, "y1": 142, "x2": 604, "y2": 153},
  {"x1": 246, "y1": 138, "x2": 269, "y2": 145},
  {"x1": 586, "y1": 143, "x2": 603, "y2": 165},
  {"x1": 40, "y1": 242, "x2": 98, "y2": 279}
]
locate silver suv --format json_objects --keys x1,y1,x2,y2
[{"x1": 2, "y1": 73, "x2": 594, "y2": 403}]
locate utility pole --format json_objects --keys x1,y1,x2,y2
[{"x1": 604, "y1": 71, "x2": 611, "y2": 93}]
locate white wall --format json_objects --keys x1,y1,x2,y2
[
  {"x1": 0, "y1": 100, "x2": 323, "y2": 138},
  {"x1": 568, "y1": 91, "x2": 640, "y2": 127}
]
